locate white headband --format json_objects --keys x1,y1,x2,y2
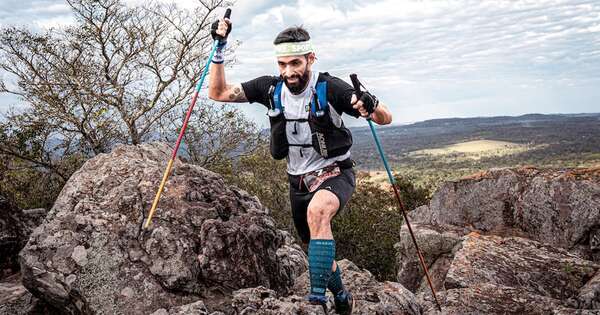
[{"x1": 274, "y1": 40, "x2": 314, "y2": 57}]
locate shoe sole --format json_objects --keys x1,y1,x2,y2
[{"x1": 340, "y1": 297, "x2": 355, "y2": 315}]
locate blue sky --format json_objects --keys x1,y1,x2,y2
[{"x1": 1, "y1": 0, "x2": 599, "y2": 127}]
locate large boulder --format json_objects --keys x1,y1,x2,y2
[
  {"x1": 395, "y1": 224, "x2": 462, "y2": 292},
  {"x1": 445, "y1": 233, "x2": 598, "y2": 301},
  {"x1": 409, "y1": 167, "x2": 600, "y2": 251},
  {"x1": 19, "y1": 143, "x2": 307, "y2": 314},
  {"x1": 418, "y1": 233, "x2": 600, "y2": 314},
  {"x1": 396, "y1": 166, "x2": 600, "y2": 313}
]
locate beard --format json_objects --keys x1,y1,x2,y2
[{"x1": 283, "y1": 70, "x2": 310, "y2": 94}]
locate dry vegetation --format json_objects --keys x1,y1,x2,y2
[{"x1": 408, "y1": 139, "x2": 537, "y2": 160}]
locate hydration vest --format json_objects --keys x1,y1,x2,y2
[{"x1": 267, "y1": 79, "x2": 353, "y2": 160}]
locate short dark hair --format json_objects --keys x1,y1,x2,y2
[{"x1": 273, "y1": 26, "x2": 311, "y2": 45}]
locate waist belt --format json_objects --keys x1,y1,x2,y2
[{"x1": 288, "y1": 158, "x2": 354, "y2": 191}]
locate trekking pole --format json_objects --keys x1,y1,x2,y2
[
  {"x1": 143, "y1": 9, "x2": 232, "y2": 229},
  {"x1": 350, "y1": 74, "x2": 442, "y2": 311}
]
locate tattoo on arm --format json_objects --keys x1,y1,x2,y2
[{"x1": 228, "y1": 85, "x2": 247, "y2": 102}]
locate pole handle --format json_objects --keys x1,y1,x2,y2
[
  {"x1": 351, "y1": 73, "x2": 372, "y2": 120},
  {"x1": 224, "y1": 8, "x2": 232, "y2": 19},
  {"x1": 349, "y1": 73, "x2": 362, "y2": 98}
]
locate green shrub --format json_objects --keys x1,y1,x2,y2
[{"x1": 333, "y1": 173, "x2": 430, "y2": 281}]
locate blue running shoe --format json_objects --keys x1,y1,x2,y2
[
  {"x1": 307, "y1": 294, "x2": 329, "y2": 312},
  {"x1": 334, "y1": 290, "x2": 354, "y2": 315}
]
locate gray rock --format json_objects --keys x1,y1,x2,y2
[
  {"x1": 395, "y1": 223, "x2": 462, "y2": 292},
  {"x1": 19, "y1": 143, "x2": 307, "y2": 314},
  {"x1": 230, "y1": 260, "x2": 421, "y2": 314},
  {"x1": 578, "y1": 270, "x2": 600, "y2": 309},
  {"x1": 418, "y1": 283, "x2": 593, "y2": 315},
  {"x1": 397, "y1": 167, "x2": 600, "y2": 313},
  {"x1": 408, "y1": 167, "x2": 600, "y2": 251},
  {"x1": 0, "y1": 273, "x2": 27, "y2": 306},
  {"x1": 70, "y1": 246, "x2": 88, "y2": 267},
  {"x1": 232, "y1": 287, "x2": 324, "y2": 314},
  {"x1": 445, "y1": 233, "x2": 598, "y2": 301},
  {"x1": 0, "y1": 273, "x2": 59, "y2": 315}
]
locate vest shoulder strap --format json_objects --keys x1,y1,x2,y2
[
  {"x1": 310, "y1": 81, "x2": 328, "y2": 114},
  {"x1": 271, "y1": 81, "x2": 284, "y2": 111},
  {"x1": 271, "y1": 80, "x2": 328, "y2": 114}
]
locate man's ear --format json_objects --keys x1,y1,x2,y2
[{"x1": 307, "y1": 52, "x2": 316, "y2": 65}]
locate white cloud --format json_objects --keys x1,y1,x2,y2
[{"x1": 1, "y1": 0, "x2": 600, "y2": 124}]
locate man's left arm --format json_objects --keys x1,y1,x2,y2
[
  {"x1": 351, "y1": 94, "x2": 393, "y2": 125},
  {"x1": 325, "y1": 74, "x2": 392, "y2": 125},
  {"x1": 351, "y1": 92, "x2": 392, "y2": 125}
]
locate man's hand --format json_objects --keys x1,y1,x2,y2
[
  {"x1": 211, "y1": 18, "x2": 232, "y2": 42},
  {"x1": 351, "y1": 91, "x2": 379, "y2": 118}
]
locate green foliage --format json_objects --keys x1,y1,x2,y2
[
  {"x1": 0, "y1": 115, "x2": 86, "y2": 209},
  {"x1": 0, "y1": 0, "x2": 231, "y2": 150},
  {"x1": 183, "y1": 104, "x2": 262, "y2": 169},
  {"x1": 333, "y1": 173, "x2": 430, "y2": 281},
  {"x1": 0, "y1": 158, "x2": 64, "y2": 209},
  {"x1": 0, "y1": 0, "x2": 248, "y2": 210}
]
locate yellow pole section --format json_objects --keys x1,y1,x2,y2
[{"x1": 143, "y1": 158, "x2": 175, "y2": 229}]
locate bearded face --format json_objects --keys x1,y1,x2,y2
[
  {"x1": 283, "y1": 68, "x2": 310, "y2": 94},
  {"x1": 277, "y1": 54, "x2": 314, "y2": 94}
]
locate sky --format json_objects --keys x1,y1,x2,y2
[{"x1": 1, "y1": 0, "x2": 599, "y2": 127}]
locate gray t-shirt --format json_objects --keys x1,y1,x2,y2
[{"x1": 241, "y1": 71, "x2": 360, "y2": 175}]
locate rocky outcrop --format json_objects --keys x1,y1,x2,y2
[
  {"x1": 20, "y1": 144, "x2": 597, "y2": 314},
  {"x1": 91, "y1": 259, "x2": 422, "y2": 315},
  {"x1": 410, "y1": 167, "x2": 600, "y2": 252},
  {"x1": 18, "y1": 143, "x2": 307, "y2": 314},
  {"x1": 231, "y1": 259, "x2": 421, "y2": 315},
  {"x1": 0, "y1": 196, "x2": 51, "y2": 315},
  {"x1": 397, "y1": 166, "x2": 600, "y2": 313},
  {"x1": 445, "y1": 233, "x2": 597, "y2": 300}
]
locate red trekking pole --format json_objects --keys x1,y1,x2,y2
[{"x1": 143, "y1": 9, "x2": 232, "y2": 229}]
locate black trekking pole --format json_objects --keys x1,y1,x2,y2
[{"x1": 350, "y1": 74, "x2": 442, "y2": 311}]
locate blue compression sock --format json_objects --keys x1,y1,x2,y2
[
  {"x1": 308, "y1": 239, "x2": 336, "y2": 297},
  {"x1": 327, "y1": 264, "x2": 345, "y2": 295}
]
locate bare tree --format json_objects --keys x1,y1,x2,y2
[
  {"x1": 0, "y1": 0, "x2": 265, "y2": 209},
  {"x1": 0, "y1": 0, "x2": 233, "y2": 154},
  {"x1": 181, "y1": 102, "x2": 262, "y2": 168}
]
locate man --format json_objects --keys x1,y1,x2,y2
[{"x1": 208, "y1": 18, "x2": 392, "y2": 314}]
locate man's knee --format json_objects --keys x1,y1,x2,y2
[{"x1": 307, "y1": 196, "x2": 338, "y2": 227}]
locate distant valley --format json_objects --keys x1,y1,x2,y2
[{"x1": 349, "y1": 113, "x2": 600, "y2": 188}]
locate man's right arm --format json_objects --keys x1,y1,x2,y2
[
  {"x1": 207, "y1": 17, "x2": 248, "y2": 103},
  {"x1": 208, "y1": 62, "x2": 248, "y2": 103}
]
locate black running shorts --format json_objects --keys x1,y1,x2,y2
[{"x1": 288, "y1": 167, "x2": 356, "y2": 244}]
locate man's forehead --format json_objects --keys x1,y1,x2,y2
[{"x1": 276, "y1": 55, "x2": 305, "y2": 63}]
